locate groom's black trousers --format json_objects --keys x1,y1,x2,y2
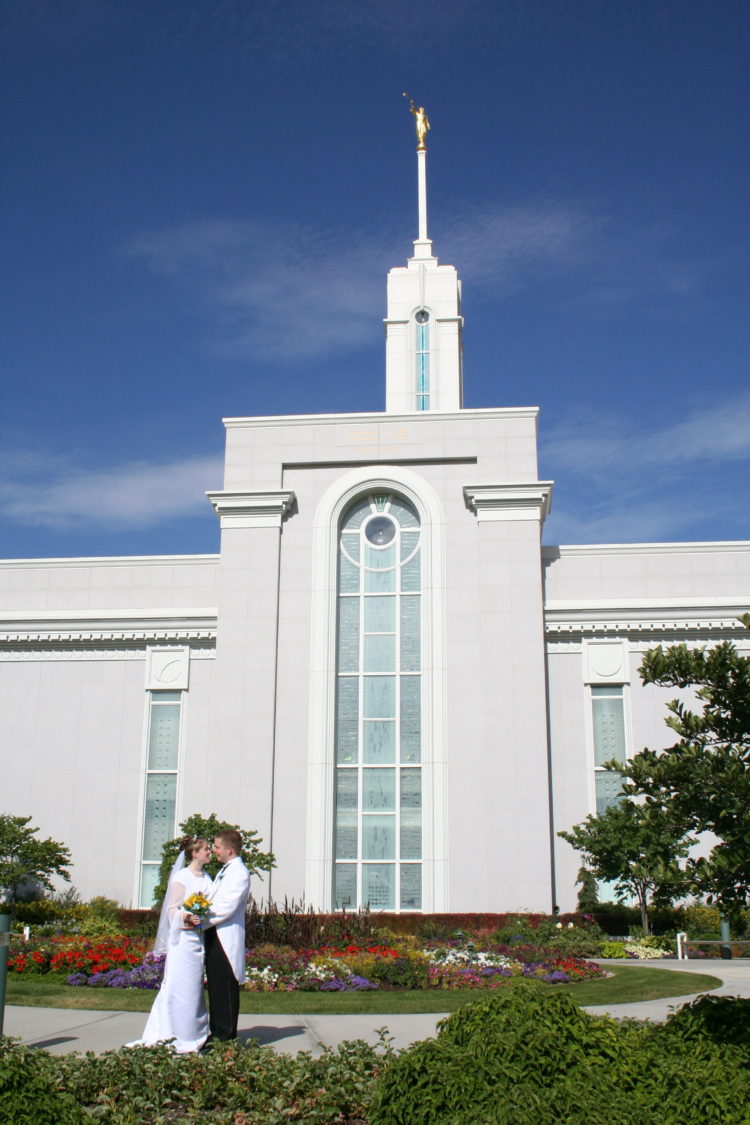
[{"x1": 204, "y1": 927, "x2": 240, "y2": 1041}]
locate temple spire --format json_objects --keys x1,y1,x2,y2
[{"x1": 384, "y1": 100, "x2": 463, "y2": 413}]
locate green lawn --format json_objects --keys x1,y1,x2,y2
[{"x1": 5, "y1": 965, "x2": 721, "y2": 1014}]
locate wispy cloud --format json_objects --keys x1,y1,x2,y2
[
  {"x1": 0, "y1": 451, "x2": 223, "y2": 530},
  {"x1": 125, "y1": 201, "x2": 597, "y2": 362},
  {"x1": 543, "y1": 393, "x2": 750, "y2": 477},
  {"x1": 541, "y1": 392, "x2": 750, "y2": 544}
]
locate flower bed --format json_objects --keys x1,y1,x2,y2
[
  {"x1": 242, "y1": 942, "x2": 605, "y2": 992},
  {"x1": 7, "y1": 934, "x2": 150, "y2": 981},
  {"x1": 8, "y1": 933, "x2": 605, "y2": 991}
]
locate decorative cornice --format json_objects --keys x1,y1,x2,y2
[
  {"x1": 222, "y1": 407, "x2": 539, "y2": 428},
  {"x1": 0, "y1": 554, "x2": 219, "y2": 570},
  {"x1": 543, "y1": 541, "x2": 750, "y2": 558},
  {"x1": 0, "y1": 609, "x2": 217, "y2": 648},
  {"x1": 544, "y1": 598, "x2": 750, "y2": 641},
  {"x1": 463, "y1": 482, "x2": 554, "y2": 523},
  {"x1": 206, "y1": 489, "x2": 296, "y2": 528},
  {"x1": 0, "y1": 648, "x2": 216, "y2": 662}
]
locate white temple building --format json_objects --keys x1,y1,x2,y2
[{"x1": 2, "y1": 132, "x2": 748, "y2": 914}]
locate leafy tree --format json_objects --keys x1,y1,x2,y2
[
  {"x1": 559, "y1": 800, "x2": 693, "y2": 933},
  {"x1": 0, "y1": 815, "x2": 72, "y2": 909},
  {"x1": 153, "y1": 812, "x2": 275, "y2": 906},
  {"x1": 620, "y1": 614, "x2": 750, "y2": 916},
  {"x1": 575, "y1": 866, "x2": 600, "y2": 912}
]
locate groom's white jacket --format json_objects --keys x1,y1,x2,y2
[{"x1": 204, "y1": 856, "x2": 250, "y2": 982}]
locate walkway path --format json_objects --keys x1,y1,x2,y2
[{"x1": 4, "y1": 959, "x2": 748, "y2": 1057}]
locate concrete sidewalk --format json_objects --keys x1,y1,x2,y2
[{"x1": 3, "y1": 959, "x2": 748, "y2": 1057}]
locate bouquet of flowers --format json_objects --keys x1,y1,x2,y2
[{"x1": 183, "y1": 891, "x2": 211, "y2": 918}]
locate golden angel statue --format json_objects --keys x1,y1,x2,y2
[{"x1": 403, "y1": 93, "x2": 430, "y2": 150}]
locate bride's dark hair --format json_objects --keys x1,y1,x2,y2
[{"x1": 179, "y1": 835, "x2": 208, "y2": 861}]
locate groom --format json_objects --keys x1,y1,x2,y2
[{"x1": 197, "y1": 829, "x2": 250, "y2": 1043}]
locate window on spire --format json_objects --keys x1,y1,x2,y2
[{"x1": 415, "y1": 310, "x2": 430, "y2": 410}]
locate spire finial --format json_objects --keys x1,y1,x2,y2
[{"x1": 403, "y1": 92, "x2": 430, "y2": 151}]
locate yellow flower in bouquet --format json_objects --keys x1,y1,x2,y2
[{"x1": 183, "y1": 891, "x2": 211, "y2": 917}]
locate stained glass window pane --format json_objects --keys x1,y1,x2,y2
[
  {"x1": 400, "y1": 677, "x2": 421, "y2": 762},
  {"x1": 364, "y1": 565, "x2": 396, "y2": 593},
  {"x1": 334, "y1": 865, "x2": 357, "y2": 910},
  {"x1": 400, "y1": 531, "x2": 420, "y2": 561},
  {"x1": 388, "y1": 498, "x2": 419, "y2": 528},
  {"x1": 595, "y1": 770, "x2": 623, "y2": 814},
  {"x1": 336, "y1": 769, "x2": 358, "y2": 810},
  {"x1": 362, "y1": 815, "x2": 395, "y2": 860},
  {"x1": 400, "y1": 810, "x2": 421, "y2": 859},
  {"x1": 362, "y1": 864, "x2": 394, "y2": 910},
  {"x1": 337, "y1": 598, "x2": 360, "y2": 673},
  {"x1": 342, "y1": 499, "x2": 371, "y2": 530},
  {"x1": 364, "y1": 676, "x2": 396, "y2": 717},
  {"x1": 363, "y1": 720, "x2": 396, "y2": 763},
  {"x1": 364, "y1": 634, "x2": 396, "y2": 674},
  {"x1": 364, "y1": 595, "x2": 396, "y2": 632},
  {"x1": 147, "y1": 705, "x2": 180, "y2": 769},
  {"x1": 592, "y1": 694, "x2": 626, "y2": 766},
  {"x1": 363, "y1": 768, "x2": 396, "y2": 810},
  {"x1": 139, "y1": 864, "x2": 160, "y2": 909},
  {"x1": 339, "y1": 555, "x2": 360, "y2": 594},
  {"x1": 400, "y1": 769, "x2": 421, "y2": 810},
  {"x1": 336, "y1": 677, "x2": 358, "y2": 764},
  {"x1": 142, "y1": 774, "x2": 177, "y2": 861},
  {"x1": 400, "y1": 554, "x2": 420, "y2": 592},
  {"x1": 365, "y1": 544, "x2": 396, "y2": 571},
  {"x1": 400, "y1": 865, "x2": 422, "y2": 910},
  {"x1": 400, "y1": 597, "x2": 420, "y2": 672},
  {"x1": 341, "y1": 533, "x2": 361, "y2": 562},
  {"x1": 335, "y1": 810, "x2": 358, "y2": 859}
]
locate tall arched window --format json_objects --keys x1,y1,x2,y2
[{"x1": 333, "y1": 492, "x2": 422, "y2": 911}]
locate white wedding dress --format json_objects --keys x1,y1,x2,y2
[{"x1": 129, "y1": 868, "x2": 213, "y2": 1054}]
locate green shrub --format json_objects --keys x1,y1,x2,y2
[
  {"x1": 41, "y1": 1036, "x2": 383, "y2": 1123},
  {"x1": 11, "y1": 898, "x2": 86, "y2": 927},
  {"x1": 368, "y1": 980, "x2": 750, "y2": 1125},
  {"x1": 684, "y1": 901, "x2": 722, "y2": 936},
  {"x1": 367, "y1": 954, "x2": 430, "y2": 990},
  {"x1": 662, "y1": 994, "x2": 750, "y2": 1057},
  {"x1": 0, "y1": 1039, "x2": 86, "y2": 1124}
]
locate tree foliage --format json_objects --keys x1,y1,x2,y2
[
  {"x1": 559, "y1": 800, "x2": 692, "y2": 933},
  {"x1": 0, "y1": 815, "x2": 72, "y2": 909},
  {"x1": 621, "y1": 614, "x2": 750, "y2": 914},
  {"x1": 153, "y1": 812, "x2": 275, "y2": 906}
]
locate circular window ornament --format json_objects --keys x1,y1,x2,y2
[
  {"x1": 364, "y1": 515, "x2": 396, "y2": 547},
  {"x1": 415, "y1": 309, "x2": 430, "y2": 323}
]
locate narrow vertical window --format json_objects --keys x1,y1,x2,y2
[
  {"x1": 415, "y1": 310, "x2": 430, "y2": 411},
  {"x1": 334, "y1": 494, "x2": 422, "y2": 910},
  {"x1": 139, "y1": 691, "x2": 181, "y2": 907},
  {"x1": 591, "y1": 685, "x2": 626, "y2": 814}
]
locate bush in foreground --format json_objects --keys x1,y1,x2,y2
[
  {"x1": 5, "y1": 989, "x2": 750, "y2": 1123},
  {"x1": 1, "y1": 1035, "x2": 385, "y2": 1124},
  {"x1": 369, "y1": 981, "x2": 750, "y2": 1125}
]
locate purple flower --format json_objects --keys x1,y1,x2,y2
[{"x1": 349, "y1": 975, "x2": 378, "y2": 990}]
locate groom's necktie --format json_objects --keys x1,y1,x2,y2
[{"x1": 209, "y1": 865, "x2": 227, "y2": 900}]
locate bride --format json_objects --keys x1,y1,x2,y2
[{"x1": 128, "y1": 835, "x2": 213, "y2": 1053}]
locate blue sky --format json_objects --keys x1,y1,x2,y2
[{"x1": 2, "y1": 0, "x2": 748, "y2": 558}]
